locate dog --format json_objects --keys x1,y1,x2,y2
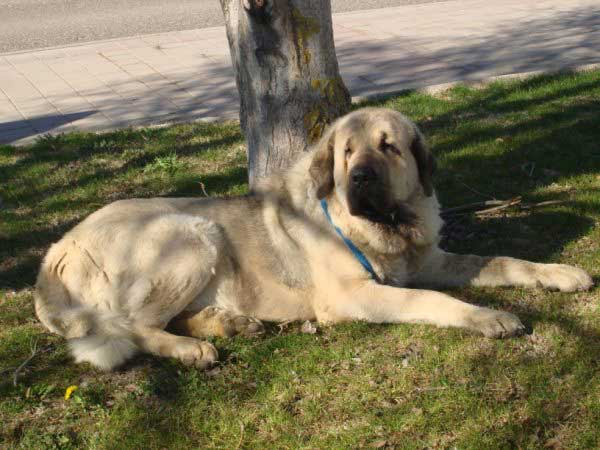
[{"x1": 35, "y1": 108, "x2": 593, "y2": 370}]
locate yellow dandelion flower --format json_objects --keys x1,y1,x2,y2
[{"x1": 64, "y1": 385, "x2": 78, "y2": 400}]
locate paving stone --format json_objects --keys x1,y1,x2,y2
[{"x1": 1, "y1": 0, "x2": 599, "y2": 144}]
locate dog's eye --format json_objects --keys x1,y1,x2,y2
[
  {"x1": 378, "y1": 133, "x2": 398, "y2": 155},
  {"x1": 380, "y1": 141, "x2": 398, "y2": 155},
  {"x1": 345, "y1": 147, "x2": 352, "y2": 157}
]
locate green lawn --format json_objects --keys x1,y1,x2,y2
[{"x1": 1, "y1": 70, "x2": 599, "y2": 449}]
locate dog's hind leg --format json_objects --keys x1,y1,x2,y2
[
  {"x1": 169, "y1": 306, "x2": 265, "y2": 338},
  {"x1": 37, "y1": 213, "x2": 228, "y2": 370},
  {"x1": 133, "y1": 326, "x2": 219, "y2": 368}
]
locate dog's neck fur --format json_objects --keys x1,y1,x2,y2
[{"x1": 267, "y1": 152, "x2": 443, "y2": 265}]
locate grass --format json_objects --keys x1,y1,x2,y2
[{"x1": 1, "y1": 69, "x2": 599, "y2": 449}]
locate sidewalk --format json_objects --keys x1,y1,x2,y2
[{"x1": 1, "y1": 0, "x2": 599, "y2": 145}]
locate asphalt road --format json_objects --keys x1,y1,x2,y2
[{"x1": 1, "y1": 0, "x2": 447, "y2": 53}]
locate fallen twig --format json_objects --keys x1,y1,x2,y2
[
  {"x1": 13, "y1": 339, "x2": 38, "y2": 387},
  {"x1": 519, "y1": 200, "x2": 567, "y2": 210},
  {"x1": 442, "y1": 197, "x2": 567, "y2": 218},
  {"x1": 235, "y1": 421, "x2": 245, "y2": 450},
  {"x1": 411, "y1": 385, "x2": 516, "y2": 395},
  {"x1": 277, "y1": 320, "x2": 295, "y2": 335},
  {"x1": 442, "y1": 198, "x2": 521, "y2": 217},
  {"x1": 441, "y1": 200, "x2": 506, "y2": 216},
  {"x1": 413, "y1": 386, "x2": 449, "y2": 393},
  {"x1": 198, "y1": 182, "x2": 209, "y2": 197},
  {"x1": 474, "y1": 197, "x2": 522, "y2": 216}
]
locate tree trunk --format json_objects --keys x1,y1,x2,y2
[{"x1": 219, "y1": 0, "x2": 351, "y2": 189}]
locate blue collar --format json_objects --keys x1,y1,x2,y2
[{"x1": 320, "y1": 199, "x2": 379, "y2": 281}]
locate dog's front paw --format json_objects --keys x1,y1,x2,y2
[
  {"x1": 465, "y1": 307, "x2": 526, "y2": 339},
  {"x1": 174, "y1": 338, "x2": 219, "y2": 369},
  {"x1": 534, "y1": 264, "x2": 593, "y2": 292}
]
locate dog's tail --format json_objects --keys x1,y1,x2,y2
[{"x1": 34, "y1": 243, "x2": 137, "y2": 371}]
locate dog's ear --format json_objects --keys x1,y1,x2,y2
[
  {"x1": 410, "y1": 126, "x2": 436, "y2": 197},
  {"x1": 309, "y1": 124, "x2": 336, "y2": 199}
]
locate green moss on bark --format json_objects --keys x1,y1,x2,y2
[
  {"x1": 304, "y1": 76, "x2": 350, "y2": 142},
  {"x1": 290, "y1": 7, "x2": 320, "y2": 66}
]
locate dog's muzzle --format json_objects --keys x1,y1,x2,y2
[
  {"x1": 350, "y1": 165, "x2": 377, "y2": 190},
  {"x1": 347, "y1": 165, "x2": 387, "y2": 217},
  {"x1": 347, "y1": 165, "x2": 415, "y2": 227}
]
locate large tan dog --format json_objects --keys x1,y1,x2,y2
[{"x1": 35, "y1": 108, "x2": 593, "y2": 370}]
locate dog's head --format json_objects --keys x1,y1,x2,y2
[{"x1": 309, "y1": 108, "x2": 436, "y2": 226}]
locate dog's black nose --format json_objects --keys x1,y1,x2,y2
[{"x1": 351, "y1": 166, "x2": 376, "y2": 186}]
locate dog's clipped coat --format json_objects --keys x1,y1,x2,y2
[{"x1": 35, "y1": 108, "x2": 593, "y2": 370}]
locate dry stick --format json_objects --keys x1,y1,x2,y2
[
  {"x1": 198, "y1": 181, "x2": 209, "y2": 197},
  {"x1": 413, "y1": 386, "x2": 449, "y2": 393},
  {"x1": 441, "y1": 200, "x2": 506, "y2": 216},
  {"x1": 474, "y1": 197, "x2": 522, "y2": 216},
  {"x1": 519, "y1": 200, "x2": 567, "y2": 210},
  {"x1": 443, "y1": 198, "x2": 568, "y2": 217},
  {"x1": 442, "y1": 198, "x2": 521, "y2": 217},
  {"x1": 13, "y1": 339, "x2": 38, "y2": 387},
  {"x1": 411, "y1": 385, "x2": 511, "y2": 395},
  {"x1": 235, "y1": 421, "x2": 245, "y2": 450},
  {"x1": 277, "y1": 320, "x2": 295, "y2": 335},
  {"x1": 485, "y1": 198, "x2": 567, "y2": 214}
]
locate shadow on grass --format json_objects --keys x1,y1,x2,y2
[
  {"x1": 1, "y1": 69, "x2": 600, "y2": 448},
  {"x1": 0, "y1": 123, "x2": 245, "y2": 289},
  {"x1": 0, "y1": 166, "x2": 249, "y2": 289},
  {"x1": 460, "y1": 315, "x2": 600, "y2": 447},
  {"x1": 2, "y1": 71, "x2": 599, "y2": 292},
  {"x1": 7, "y1": 313, "x2": 600, "y2": 448},
  {"x1": 441, "y1": 209, "x2": 596, "y2": 261},
  {"x1": 0, "y1": 126, "x2": 244, "y2": 206}
]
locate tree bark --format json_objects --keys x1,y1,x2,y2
[{"x1": 219, "y1": 0, "x2": 351, "y2": 189}]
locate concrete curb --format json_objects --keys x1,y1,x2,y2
[{"x1": 0, "y1": 26, "x2": 227, "y2": 58}]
